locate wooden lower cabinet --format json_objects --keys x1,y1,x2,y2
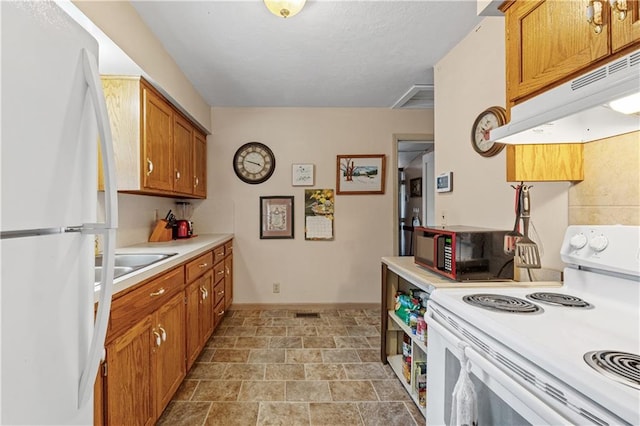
[
  {"x1": 185, "y1": 269, "x2": 214, "y2": 370},
  {"x1": 224, "y1": 252, "x2": 233, "y2": 309},
  {"x1": 104, "y1": 316, "x2": 154, "y2": 426},
  {"x1": 102, "y1": 292, "x2": 185, "y2": 426},
  {"x1": 154, "y1": 292, "x2": 186, "y2": 415},
  {"x1": 96, "y1": 240, "x2": 234, "y2": 425}
]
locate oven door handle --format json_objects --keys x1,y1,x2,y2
[
  {"x1": 425, "y1": 311, "x2": 571, "y2": 426},
  {"x1": 463, "y1": 347, "x2": 571, "y2": 426}
]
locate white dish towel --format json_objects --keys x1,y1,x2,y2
[{"x1": 450, "y1": 343, "x2": 478, "y2": 426}]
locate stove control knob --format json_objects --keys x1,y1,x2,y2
[
  {"x1": 589, "y1": 235, "x2": 609, "y2": 252},
  {"x1": 569, "y1": 233, "x2": 588, "y2": 250}
]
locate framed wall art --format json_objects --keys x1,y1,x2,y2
[
  {"x1": 292, "y1": 163, "x2": 315, "y2": 186},
  {"x1": 304, "y1": 189, "x2": 334, "y2": 240},
  {"x1": 336, "y1": 154, "x2": 386, "y2": 195},
  {"x1": 260, "y1": 196, "x2": 294, "y2": 239},
  {"x1": 409, "y1": 177, "x2": 422, "y2": 198}
]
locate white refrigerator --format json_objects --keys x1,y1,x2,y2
[{"x1": 1, "y1": 2, "x2": 118, "y2": 424}]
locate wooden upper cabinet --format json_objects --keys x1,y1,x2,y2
[
  {"x1": 101, "y1": 75, "x2": 208, "y2": 199},
  {"x1": 193, "y1": 131, "x2": 207, "y2": 198},
  {"x1": 173, "y1": 114, "x2": 193, "y2": 195},
  {"x1": 142, "y1": 85, "x2": 174, "y2": 192},
  {"x1": 502, "y1": 0, "x2": 640, "y2": 106},
  {"x1": 611, "y1": 0, "x2": 640, "y2": 52},
  {"x1": 502, "y1": 0, "x2": 609, "y2": 105}
]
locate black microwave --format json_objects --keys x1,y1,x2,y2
[{"x1": 414, "y1": 225, "x2": 513, "y2": 281}]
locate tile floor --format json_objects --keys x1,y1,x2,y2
[{"x1": 157, "y1": 307, "x2": 425, "y2": 426}]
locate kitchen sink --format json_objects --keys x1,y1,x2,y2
[{"x1": 94, "y1": 253, "x2": 177, "y2": 284}]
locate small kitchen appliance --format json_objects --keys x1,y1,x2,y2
[
  {"x1": 425, "y1": 225, "x2": 640, "y2": 425},
  {"x1": 413, "y1": 225, "x2": 513, "y2": 281},
  {"x1": 174, "y1": 201, "x2": 193, "y2": 238},
  {"x1": 1, "y1": 2, "x2": 118, "y2": 423}
]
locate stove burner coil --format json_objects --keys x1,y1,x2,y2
[
  {"x1": 584, "y1": 350, "x2": 640, "y2": 390},
  {"x1": 526, "y1": 292, "x2": 592, "y2": 308},
  {"x1": 462, "y1": 294, "x2": 542, "y2": 314}
]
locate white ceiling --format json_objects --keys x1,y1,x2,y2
[{"x1": 130, "y1": 0, "x2": 486, "y2": 108}]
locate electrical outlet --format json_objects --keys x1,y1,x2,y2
[{"x1": 273, "y1": 283, "x2": 280, "y2": 293}]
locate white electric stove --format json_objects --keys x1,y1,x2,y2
[{"x1": 425, "y1": 225, "x2": 640, "y2": 425}]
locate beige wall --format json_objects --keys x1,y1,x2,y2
[
  {"x1": 434, "y1": 17, "x2": 570, "y2": 274},
  {"x1": 191, "y1": 108, "x2": 433, "y2": 304},
  {"x1": 569, "y1": 133, "x2": 640, "y2": 225},
  {"x1": 72, "y1": 0, "x2": 211, "y2": 132},
  {"x1": 90, "y1": 7, "x2": 637, "y2": 295}
]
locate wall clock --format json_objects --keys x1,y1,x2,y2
[
  {"x1": 471, "y1": 106, "x2": 507, "y2": 157},
  {"x1": 233, "y1": 142, "x2": 276, "y2": 184}
]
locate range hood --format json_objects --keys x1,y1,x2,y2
[{"x1": 490, "y1": 49, "x2": 640, "y2": 144}]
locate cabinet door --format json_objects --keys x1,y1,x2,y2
[
  {"x1": 154, "y1": 292, "x2": 186, "y2": 417},
  {"x1": 142, "y1": 85, "x2": 174, "y2": 192},
  {"x1": 173, "y1": 114, "x2": 193, "y2": 195},
  {"x1": 94, "y1": 366, "x2": 104, "y2": 426},
  {"x1": 505, "y1": 0, "x2": 610, "y2": 104},
  {"x1": 105, "y1": 316, "x2": 154, "y2": 426},
  {"x1": 193, "y1": 131, "x2": 207, "y2": 198},
  {"x1": 185, "y1": 279, "x2": 203, "y2": 370},
  {"x1": 611, "y1": 0, "x2": 640, "y2": 52},
  {"x1": 200, "y1": 269, "x2": 215, "y2": 344},
  {"x1": 224, "y1": 254, "x2": 233, "y2": 309}
]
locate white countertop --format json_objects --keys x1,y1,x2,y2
[
  {"x1": 95, "y1": 233, "x2": 233, "y2": 301},
  {"x1": 382, "y1": 256, "x2": 562, "y2": 294}
]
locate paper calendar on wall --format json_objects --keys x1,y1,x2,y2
[{"x1": 304, "y1": 189, "x2": 334, "y2": 240}]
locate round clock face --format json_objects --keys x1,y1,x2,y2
[
  {"x1": 233, "y1": 142, "x2": 276, "y2": 184},
  {"x1": 471, "y1": 106, "x2": 507, "y2": 157}
]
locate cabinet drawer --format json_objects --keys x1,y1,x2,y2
[
  {"x1": 213, "y1": 299, "x2": 225, "y2": 328},
  {"x1": 224, "y1": 241, "x2": 233, "y2": 256},
  {"x1": 213, "y1": 280, "x2": 225, "y2": 307},
  {"x1": 213, "y1": 245, "x2": 225, "y2": 265},
  {"x1": 186, "y1": 251, "x2": 213, "y2": 283},
  {"x1": 213, "y1": 261, "x2": 225, "y2": 284},
  {"x1": 108, "y1": 267, "x2": 184, "y2": 340}
]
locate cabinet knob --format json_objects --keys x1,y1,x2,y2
[
  {"x1": 610, "y1": 0, "x2": 628, "y2": 21},
  {"x1": 146, "y1": 158, "x2": 154, "y2": 176},
  {"x1": 175, "y1": 169, "x2": 181, "y2": 180},
  {"x1": 199, "y1": 263, "x2": 208, "y2": 268},
  {"x1": 194, "y1": 177, "x2": 199, "y2": 187},
  {"x1": 217, "y1": 310, "x2": 225, "y2": 317},
  {"x1": 159, "y1": 326, "x2": 167, "y2": 342},
  {"x1": 586, "y1": 0, "x2": 604, "y2": 33},
  {"x1": 150, "y1": 288, "x2": 166, "y2": 297},
  {"x1": 153, "y1": 330, "x2": 162, "y2": 347}
]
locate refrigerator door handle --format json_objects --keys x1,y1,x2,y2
[
  {"x1": 81, "y1": 48, "x2": 118, "y2": 230},
  {"x1": 77, "y1": 49, "x2": 118, "y2": 408}
]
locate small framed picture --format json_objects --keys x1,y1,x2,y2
[
  {"x1": 260, "y1": 196, "x2": 294, "y2": 239},
  {"x1": 336, "y1": 154, "x2": 386, "y2": 195},
  {"x1": 409, "y1": 177, "x2": 422, "y2": 197},
  {"x1": 292, "y1": 164, "x2": 315, "y2": 186}
]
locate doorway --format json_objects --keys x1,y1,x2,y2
[{"x1": 394, "y1": 137, "x2": 434, "y2": 256}]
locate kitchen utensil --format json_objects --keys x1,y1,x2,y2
[
  {"x1": 503, "y1": 184, "x2": 523, "y2": 255},
  {"x1": 515, "y1": 186, "x2": 541, "y2": 269}
]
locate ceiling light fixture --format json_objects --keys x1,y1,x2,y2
[{"x1": 264, "y1": 0, "x2": 306, "y2": 18}]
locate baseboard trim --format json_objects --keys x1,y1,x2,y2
[{"x1": 229, "y1": 302, "x2": 381, "y2": 311}]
